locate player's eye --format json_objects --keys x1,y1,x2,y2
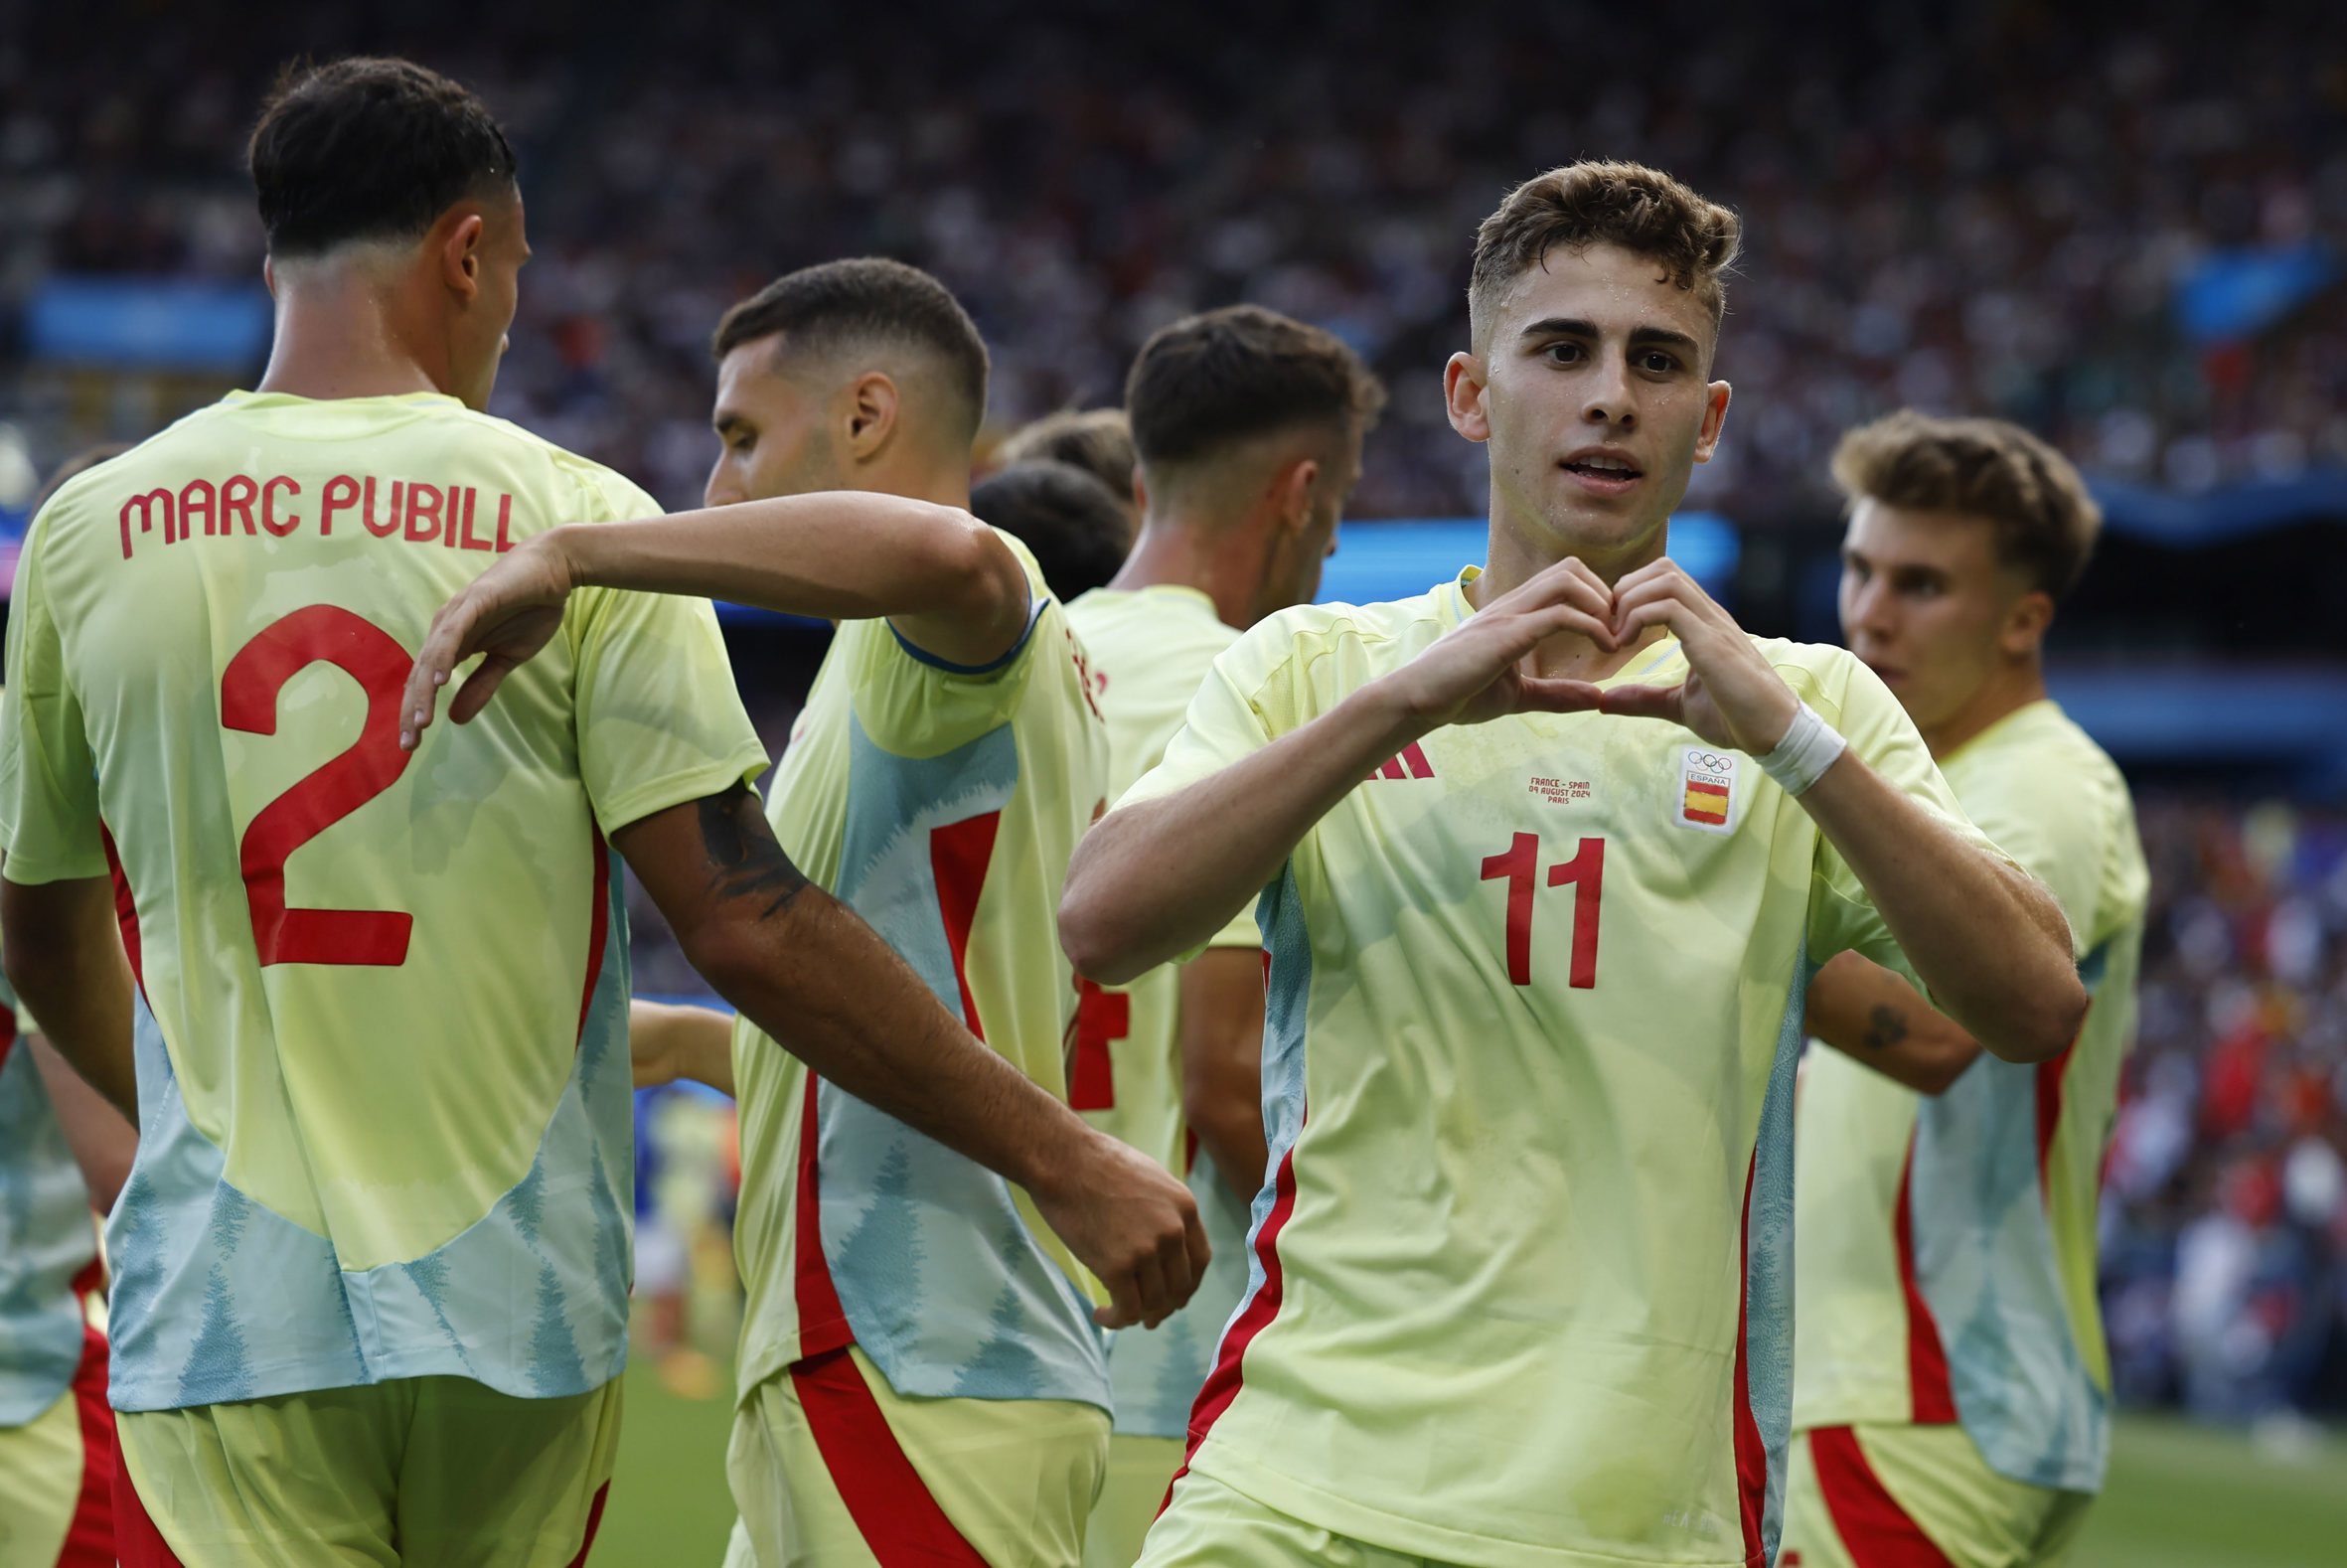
[
  {"x1": 1637, "y1": 350, "x2": 1678, "y2": 374},
  {"x1": 1543, "y1": 341, "x2": 1586, "y2": 365}
]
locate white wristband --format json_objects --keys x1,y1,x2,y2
[{"x1": 1756, "y1": 701, "x2": 1847, "y2": 797}]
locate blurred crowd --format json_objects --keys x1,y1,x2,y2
[
  {"x1": 4, "y1": 1, "x2": 2347, "y2": 520},
  {"x1": 2104, "y1": 799, "x2": 2347, "y2": 1421}
]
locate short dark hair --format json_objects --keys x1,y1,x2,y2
[
  {"x1": 1470, "y1": 161, "x2": 1740, "y2": 347},
  {"x1": 248, "y1": 57, "x2": 518, "y2": 258},
  {"x1": 1126, "y1": 305, "x2": 1384, "y2": 474},
  {"x1": 996, "y1": 408, "x2": 1136, "y2": 509},
  {"x1": 1831, "y1": 411, "x2": 2104, "y2": 600},
  {"x1": 968, "y1": 461, "x2": 1134, "y2": 602},
  {"x1": 712, "y1": 258, "x2": 990, "y2": 443}
]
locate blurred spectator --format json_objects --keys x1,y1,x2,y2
[{"x1": 969, "y1": 457, "x2": 1135, "y2": 599}]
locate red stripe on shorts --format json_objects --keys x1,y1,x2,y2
[
  {"x1": 790, "y1": 1345, "x2": 989, "y2": 1566},
  {"x1": 111, "y1": 1451, "x2": 184, "y2": 1568},
  {"x1": 794, "y1": 1075, "x2": 855, "y2": 1360},
  {"x1": 562, "y1": 1481, "x2": 611, "y2": 1567},
  {"x1": 1808, "y1": 1426, "x2": 1956, "y2": 1568},
  {"x1": 1893, "y1": 1142, "x2": 1956, "y2": 1424},
  {"x1": 58, "y1": 1326, "x2": 115, "y2": 1568}
]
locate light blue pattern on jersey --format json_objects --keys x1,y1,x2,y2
[
  {"x1": 819, "y1": 714, "x2": 1109, "y2": 1411},
  {"x1": 106, "y1": 852, "x2": 636, "y2": 1412},
  {"x1": 0, "y1": 1006, "x2": 98, "y2": 1426},
  {"x1": 1909, "y1": 941, "x2": 2116, "y2": 1492},
  {"x1": 1105, "y1": 1148, "x2": 1253, "y2": 1437},
  {"x1": 1744, "y1": 942, "x2": 1809, "y2": 1568}
]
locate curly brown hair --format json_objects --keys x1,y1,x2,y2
[
  {"x1": 1468, "y1": 161, "x2": 1741, "y2": 350},
  {"x1": 1831, "y1": 410, "x2": 2104, "y2": 600}
]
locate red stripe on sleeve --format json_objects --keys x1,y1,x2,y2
[
  {"x1": 1808, "y1": 1426, "x2": 1957, "y2": 1567},
  {"x1": 791, "y1": 1346, "x2": 991, "y2": 1565},
  {"x1": 1894, "y1": 1143, "x2": 1957, "y2": 1424}
]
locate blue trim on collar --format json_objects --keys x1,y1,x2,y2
[{"x1": 889, "y1": 588, "x2": 1047, "y2": 675}]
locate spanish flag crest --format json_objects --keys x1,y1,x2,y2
[{"x1": 1674, "y1": 745, "x2": 1740, "y2": 836}]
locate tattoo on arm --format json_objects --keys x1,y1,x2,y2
[
  {"x1": 1862, "y1": 1003, "x2": 1910, "y2": 1051},
  {"x1": 696, "y1": 784, "x2": 810, "y2": 919}
]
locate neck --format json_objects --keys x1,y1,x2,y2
[
  {"x1": 1466, "y1": 499, "x2": 1673, "y2": 681},
  {"x1": 861, "y1": 454, "x2": 969, "y2": 511},
  {"x1": 256, "y1": 260, "x2": 448, "y2": 403},
  {"x1": 1107, "y1": 508, "x2": 1268, "y2": 630},
  {"x1": 1919, "y1": 659, "x2": 2047, "y2": 759}
]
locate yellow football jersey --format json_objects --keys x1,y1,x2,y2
[
  {"x1": 1794, "y1": 700, "x2": 2147, "y2": 1492},
  {"x1": 729, "y1": 534, "x2": 1117, "y2": 1412},
  {"x1": 1064, "y1": 584, "x2": 1262, "y2": 1441},
  {"x1": 0, "y1": 391, "x2": 767, "y2": 1412},
  {"x1": 1117, "y1": 567, "x2": 2004, "y2": 1568}
]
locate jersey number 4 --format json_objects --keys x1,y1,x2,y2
[
  {"x1": 1480, "y1": 832, "x2": 1604, "y2": 989},
  {"x1": 221, "y1": 606, "x2": 415, "y2": 967}
]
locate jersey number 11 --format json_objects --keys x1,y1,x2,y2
[{"x1": 1480, "y1": 833, "x2": 1604, "y2": 989}]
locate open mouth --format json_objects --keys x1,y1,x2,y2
[{"x1": 1562, "y1": 456, "x2": 1643, "y2": 481}]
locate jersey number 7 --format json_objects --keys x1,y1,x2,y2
[
  {"x1": 221, "y1": 605, "x2": 416, "y2": 967},
  {"x1": 1480, "y1": 833, "x2": 1604, "y2": 989}
]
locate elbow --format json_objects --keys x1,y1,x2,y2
[
  {"x1": 935, "y1": 510, "x2": 1028, "y2": 621},
  {"x1": 1057, "y1": 876, "x2": 1147, "y2": 988},
  {"x1": 1993, "y1": 975, "x2": 2088, "y2": 1067}
]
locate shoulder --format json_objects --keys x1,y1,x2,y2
[{"x1": 439, "y1": 407, "x2": 664, "y2": 522}]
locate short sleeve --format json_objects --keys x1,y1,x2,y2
[
  {"x1": 1115, "y1": 629, "x2": 1285, "y2": 814},
  {"x1": 1802, "y1": 657, "x2": 2014, "y2": 988},
  {"x1": 0, "y1": 512, "x2": 107, "y2": 885},
  {"x1": 566, "y1": 472, "x2": 771, "y2": 834},
  {"x1": 1948, "y1": 743, "x2": 2113, "y2": 960},
  {"x1": 846, "y1": 530, "x2": 1047, "y2": 760}
]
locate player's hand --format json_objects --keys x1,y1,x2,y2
[
  {"x1": 1597, "y1": 558, "x2": 1799, "y2": 754},
  {"x1": 1030, "y1": 1130, "x2": 1209, "y2": 1331},
  {"x1": 398, "y1": 531, "x2": 579, "y2": 750},
  {"x1": 1377, "y1": 555, "x2": 1617, "y2": 730}
]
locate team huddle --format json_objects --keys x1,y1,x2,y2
[{"x1": 0, "y1": 55, "x2": 2146, "y2": 1568}]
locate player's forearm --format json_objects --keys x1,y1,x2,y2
[
  {"x1": 628, "y1": 999, "x2": 736, "y2": 1095},
  {"x1": 1062, "y1": 679, "x2": 1425, "y2": 983},
  {"x1": 699, "y1": 891, "x2": 1091, "y2": 1194},
  {"x1": 29, "y1": 1035, "x2": 138, "y2": 1208},
  {"x1": 0, "y1": 876, "x2": 139, "y2": 1119},
  {"x1": 1805, "y1": 950, "x2": 1984, "y2": 1097},
  {"x1": 1798, "y1": 755, "x2": 2084, "y2": 1064},
  {"x1": 555, "y1": 497, "x2": 1023, "y2": 637}
]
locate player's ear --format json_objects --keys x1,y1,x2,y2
[
  {"x1": 1272, "y1": 456, "x2": 1320, "y2": 535},
  {"x1": 438, "y1": 212, "x2": 488, "y2": 301},
  {"x1": 1693, "y1": 380, "x2": 1733, "y2": 463},
  {"x1": 843, "y1": 372, "x2": 900, "y2": 461},
  {"x1": 1445, "y1": 352, "x2": 1491, "y2": 443},
  {"x1": 2003, "y1": 588, "x2": 2056, "y2": 657}
]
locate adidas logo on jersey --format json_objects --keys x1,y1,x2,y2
[{"x1": 1366, "y1": 741, "x2": 1436, "y2": 781}]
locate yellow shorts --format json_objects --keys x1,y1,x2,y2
[
  {"x1": 1780, "y1": 1425, "x2": 2093, "y2": 1568},
  {"x1": 1135, "y1": 1466, "x2": 1473, "y2": 1568},
  {"x1": 722, "y1": 1344, "x2": 1109, "y2": 1568},
  {"x1": 1082, "y1": 1434, "x2": 1185, "y2": 1568},
  {"x1": 0, "y1": 1327, "x2": 112, "y2": 1568},
  {"x1": 113, "y1": 1374, "x2": 621, "y2": 1568}
]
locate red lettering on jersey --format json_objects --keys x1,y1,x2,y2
[
  {"x1": 440, "y1": 483, "x2": 462, "y2": 547},
  {"x1": 119, "y1": 489, "x2": 173, "y2": 558},
  {"x1": 1546, "y1": 836, "x2": 1605, "y2": 989},
  {"x1": 403, "y1": 482, "x2": 443, "y2": 543},
  {"x1": 459, "y1": 488, "x2": 494, "y2": 550},
  {"x1": 364, "y1": 477, "x2": 398, "y2": 538},
  {"x1": 1481, "y1": 832, "x2": 1539, "y2": 986},
  {"x1": 261, "y1": 476, "x2": 301, "y2": 538},
  {"x1": 177, "y1": 479, "x2": 214, "y2": 542},
  {"x1": 494, "y1": 493, "x2": 516, "y2": 551},
  {"x1": 222, "y1": 475, "x2": 258, "y2": 536},
  {"x1": 321, "y1": 475, "x2": 359, "y2": 536}
]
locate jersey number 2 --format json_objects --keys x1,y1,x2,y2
[
  {"x1": 1480, "y1": 832, "x2": 1604, "y2": 989},
  {"x1": 221, "y1": 605, "x2": 415, "y2": 967}
]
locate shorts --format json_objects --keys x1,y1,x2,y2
[
  {"x1": 1082, "y1": 1434, "x2": 1185, "y2": 1568},
  {"x1": 722, "y1": 1343, "x2": 1109, "y2": 1568},
  {"x1": 1134, "y1": 1467, "x2": 1473, "y2": 1568},
  {"x1": 0, "y1": 1326, "x2": 113, "y2": 1568},
  {"x1": 112, "y1": 1373, "x2": 621, "y2": 1568},
  {"x1": 1781, "y1": 1425, "x2": 2093, "y2": 1568}
]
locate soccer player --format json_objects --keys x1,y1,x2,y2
[
  {"x1": 1779, "y1": 414, "x2": 2148, "y2": 1568},
  {"x1": 997, "y1": 407, "x2": 1141, "y2": 534},
  {"x1": 0, "y1": 966, "x2": 135, "y2": 1568},
  {"x1": 409, "y1": 257, "x2": 1201, "y2": 1568},
  {"x1": 971, "y1": 459, "x2": 1136, "y2": 600},
  {"x1": 1062, "y1": 304, "x2": 1383, "y2": 1568},
  {"x1": 0, "y1": 62, "x2": 1193, "y2": 1568},
  {"x1": 1057, "y1": 160, "x2": 2092, "y2": 1568}
]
